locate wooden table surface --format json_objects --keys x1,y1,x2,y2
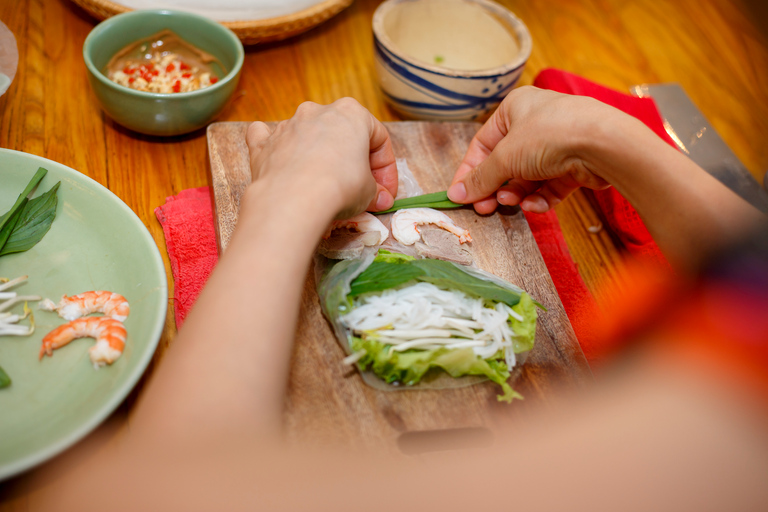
[{"x1": 1, "y1": 0, "x2": 767, "y2": 504}]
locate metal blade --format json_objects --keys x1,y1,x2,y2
[{"x1": 632, "y1": 83, "x2": 768, "y2": 214}]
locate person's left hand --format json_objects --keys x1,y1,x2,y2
[{"x1": 246, "y1": 98, "x2": 398, "y2": 220}]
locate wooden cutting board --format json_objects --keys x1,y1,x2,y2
[{"x1": 207, "y1": 121, "x2": 591, "y2": 453}]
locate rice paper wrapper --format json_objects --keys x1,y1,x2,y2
[{"x1": 314, "y1": 249, "x2": 530, "y2": 393}]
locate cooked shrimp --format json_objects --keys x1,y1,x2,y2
[
  {"x1": 40, "y1": 316, "x2": 127, "y2": 368},
  {"x1": 391, "y1": 208, "x2": 472, "y2": 246},
  {"x1": 39, "y1": 291, "x2": 130, "y2": 322},
  {"x1": 323, "y1": 212, "x2": 389, "y2": 245}
]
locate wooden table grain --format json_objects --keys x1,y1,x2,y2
[{"x1": 1, "y1": 0, "x2": 767, "y2": 505}]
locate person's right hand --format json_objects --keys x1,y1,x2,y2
[{"x1": 447, "y1": 86, "x2": 618, "y2": 214}]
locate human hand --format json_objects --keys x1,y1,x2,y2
[
  {"x1": 447, "y1": 86, "x2": 616, "y2": 214},
  {"x1": 246, "y1": 98, "x2": 398, "y2": 220}
]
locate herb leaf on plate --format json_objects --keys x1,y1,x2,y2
[
  {"x1": 0, "y1": 182, "x2": 61, "y2": 256},
  {"x1": 0, "y1": 366, "x2": 10, "y2": 388},
  {"x1": 0, "y1": 167, "x2": 60, "y2": 258}
]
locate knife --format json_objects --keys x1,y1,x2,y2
[{"x1": 632, "y1": 83, "x2": 768, "y2": 214}]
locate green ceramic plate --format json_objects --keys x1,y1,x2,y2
[{"x1": 0, "y1": 149, "x2": 167, "y2": 480}]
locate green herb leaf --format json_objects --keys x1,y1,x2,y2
[
  {"x1": 411, "y1": 258, "x2": 522, "y2": 307},
  {"x1": 348, "y1": 260, "x2": 425, "y2": 297},
  {"x1": 0, "y1": 199, "x2": 28, "y2": 251},
  {"x1": 0, "y1": 167, "x2": 48, "y2": 254},
  {"x1": 349, "y1": 255, "x2": 524, "y2": 307},
  {"x1": 0, "y1": 182, "x2": 61, "y2": 256},
  {"x1": 374, "y1": 191, "x2": 463, "y2": 215},
  {"x1": 0, "y1": 167, "x2": 47, "y2": 233},
  {"x1": 0, "y1": 366, "x2": 10, "y2": 388}
]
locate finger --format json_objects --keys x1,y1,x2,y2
[
  {"x1": 535, "y1": 178, "x2": 581, "y2": 208},
  {"x1": 519, "y1": 193, "x2": 551, "y2": 213},
  {"x1": 245, "y1": 121, "x2": 273, "y2": 152},
  {"x1": 368, "y1": 115, "x2": 398, "y2": 197},
  {"x1": 448, "y1": 139, "x2": 519, "y2": 204},
  {"x1": 473, "y1": 196, "x2": 499, "y2": 215},
  {"x1": 450, "y1": 107, "x2": 509, "y2": 189},
  {"x1": 366, "y1": 183, "x2": 395, "y2": 212},
  {"x1": 497, "y1": 179, "x2": 543, "y2": 206}
]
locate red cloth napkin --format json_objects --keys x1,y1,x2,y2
[
  {"x1": 155, "y1": 69, "x2": 674, "y2": 362},
  {"x1": 154, "y1": 187, "x2": 218, "y2": 328}
]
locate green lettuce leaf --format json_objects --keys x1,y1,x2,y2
[
  {"x1": 511, "y1": 293, "x2": 537, "y2": 354},
  {"x1": 350, "y1": 337, "x2": 522, "y2": 402}
]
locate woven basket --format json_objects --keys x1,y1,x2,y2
[{"x1": 70, "y1": 0, "x2": 354, "y2": 44}]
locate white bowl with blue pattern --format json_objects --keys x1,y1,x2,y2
[{"x1": 373, "y1": 0, "x2": 532, "y2": 121}]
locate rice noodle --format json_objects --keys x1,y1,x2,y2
[{"x1": 340, "y1": 282, "x2": 520, "y2": 368}]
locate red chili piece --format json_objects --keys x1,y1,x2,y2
[
  {"x1": 128, "y1": 77, "x2": 135, "y2": 84},
  {"x1": 180, "y1": 62, "x2": 190, "y2": 71},
  {"x1": 181, "y1": 73, "x2": 192, "y2": 79},
  {"x1": 172, "y1": 80, "x2": 181, "y2": 93},
  {"x1": 210, "y1": 76, "x2": 218, "y2": 84},
  {"x1": 166, "y1": 63, "x2": 175, "y2": 73}
]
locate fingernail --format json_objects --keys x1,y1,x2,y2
[
  {"x1": 447, "y1": 182, "x2": 466, "y2": 202},
  {"x1": 521, "y1": 196, "x2": 548, "y2": 213},
  {"x1": 376, "y1": 191, "x2": 393, "y2": 210},
  {"x1": 498, "y1": 191, "x2": 518, "y2": 206}
]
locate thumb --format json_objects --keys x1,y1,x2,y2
[{"x1": 447, "y1": 144, "x2": 516, "y2": 204}]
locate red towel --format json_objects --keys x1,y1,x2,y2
[
  {"x1": 154, "y1": 187, "x2": 218, "y2": 328},
  {"x1": 156, "y1": 69, "x2": 673, "y2": 361}
]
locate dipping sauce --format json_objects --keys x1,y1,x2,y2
[
  {"x1": 104, "y1": 30, "x2": 224, "y2": 93},
  {"x1": 382, "y1": 0, "x2": 520, "y2": 71}
]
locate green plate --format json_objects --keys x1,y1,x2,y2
[{"x1": 0, "y1": 149, "x2": 167, "y2": 480}]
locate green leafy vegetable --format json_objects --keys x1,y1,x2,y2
[
  {"x1": 412, "y1": 259, "x2": 523, "y2": 307},
  {"x1": 0, "y1": 167, "x2": 60, "y2": 258},
  {"x1": 0, "y1": 167, "x2": 47, "y2": 230},
  {"x1": 0, "y1": 199, "x2": 28, "y2": 251},
  {"x1": 349, "y1": 253, "x2": 526, "y2": 308},
  {"x1": 510, "y1": 293, "x2": 536, "y2": 354},
  {"x1": 348, "y1": 260, "x2": 425, "y2": 296},
  {"x1": 351, "y1": 337, "x2": 521, "y2": 402},
  {"x1": 0, "y1": 183, "x2": 61, "y2": 256},
  {"x1": 374, "y1": 191, "x2": 463, "y2": 215},
  {"x1": 0, "y1": 366, "x2": 10, "y2": 388}
]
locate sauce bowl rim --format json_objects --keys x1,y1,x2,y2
[
  {"x1": 82, "y1": 9, "x2": 245, "y2": 99},
  {"x1": 372, "y1": 0, "x2": 533, "y2": 78}
]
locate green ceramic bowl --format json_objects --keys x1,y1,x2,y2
[{"x1": 83, "y1": 10, "x2": 244, "y2": 136}]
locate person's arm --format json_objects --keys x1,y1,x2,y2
[
  {"x1": 447, "y1": 87, "x2": 765, "y2": 270},
  {"x1": 126, "y1": 98, "x2": 398, "y2": 439}
]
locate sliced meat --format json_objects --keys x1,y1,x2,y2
[
  {"x1": 318, "y1": 230, "x2": 381, "y2": 260},
  {"x1": 415, "y1": 226, "x2": 473, "y2": 265}
]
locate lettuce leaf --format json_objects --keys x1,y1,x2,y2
[
  {"x1": 350, "y1": 337, "x2": 522, "y2": 403},
  {"x1": 511, "y1": 293, "x2": 536, "y2": 354}
]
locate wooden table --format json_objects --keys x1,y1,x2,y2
[{"x1": 1, "y1": 0, "x2": 767, "y2": 505}]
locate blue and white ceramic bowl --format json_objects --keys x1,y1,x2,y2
[{"x1": 373, "y1": 0, "x2": 532, "y2": 121}]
